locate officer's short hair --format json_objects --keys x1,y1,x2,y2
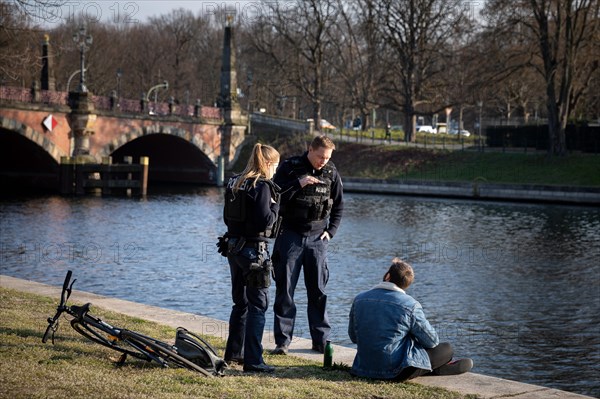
[
  {"x1": 310, "y1": 136, "x2": 336, "y2": 151},
  {"x1": 386, "y1": 258, "x2": 414, "y2": 289}
]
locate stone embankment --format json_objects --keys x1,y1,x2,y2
[{"x1": 343, "y1": 177, "x2": 600, "y2": 205}]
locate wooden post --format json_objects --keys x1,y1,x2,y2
[
  {"x1": 124, "y1": 156, "x2": 132, "y2": 196},
  {"x1": 101, "y1": 156, "x2": 112, "y2": 195},
  {"x1": 140, "y1": 156, "x2": 149, "y2": 196}
]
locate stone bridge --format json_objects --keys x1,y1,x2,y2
[
  {"x1": 0, "y1": 86, "x2": 249, "y2": 191},
  {"x1": 0, "y1": 23, "x2": 315, "y2": 193}
]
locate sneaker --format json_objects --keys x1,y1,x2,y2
[
  {"x1": 433, "y1": 358, "x2": 473, "y2": 376},
  {"x1": 311, "y1": 343, "x2": 324, "y2": 354},
  {"x1": 270, "y1": 345, "x2": 288, "y2": 355}
]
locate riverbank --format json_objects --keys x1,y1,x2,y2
[
  {"x1": 342, "y1": 177, "x2": 600, "y2": 205},
  {"x1": 1, "y1": 275, "x2": 594, "y2": 399},
  {"x1": 235, "y1": 134, "x2": 600, "y2": 205}
]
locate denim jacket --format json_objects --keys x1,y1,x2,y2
[{"x1": 348, "y1": 282, "x2": 439, "y2": 379}]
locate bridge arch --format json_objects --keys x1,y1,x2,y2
[
  {"x1": 98, "y1": 124, "x2": 219, "y2": 165},
  {"x1": 99, "y1": 124, "x2": 220, "y2": 185},
  {"x1": 0, "y1": 116, "x2": 68, "y2": 163}
]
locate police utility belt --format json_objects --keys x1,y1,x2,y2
[
  {"x1": 218, "y1": 236, "x2": 273, "y2": 289},
  {"x1": 216, "y1": 235, "x2": 267, "y2": 258},
  {"x1": 227, "y1": 237, "x2": 267, "y2": 255}
]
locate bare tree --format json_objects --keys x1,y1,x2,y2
[
  {"x1": 483, "y1": 0, "x2": 600, "y2": 155},
  {"x1": 150, "y1": 9, "x2": 204, "y2": 103},
  {"x1": 249, "y1": 0, "x2": 339, "y2": 130},
  {"x1": 327, "y1": 0, "x2": 386, "y2": 131},
  {"x1": 375, "y1": 0, "x2": 471, "y2": 142},
  {"x1": 10, "y1": 0, "x2": 66, "y2": 21},
  {"x1": 0, "y1": 1, "x2": 43, "y2": 86}
]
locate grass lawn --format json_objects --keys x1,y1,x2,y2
[
  {"x1": 234, "y1": 133, "x2": 599, "y2": 187},
  {"x1": 0, "y1": 287, "x2": 476, "y2": 399},
  {"x1": 331, "y1": 144, "x2": 600, "y2": 186}
]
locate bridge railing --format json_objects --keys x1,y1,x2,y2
[
  {"x1": 0, "y1": 85, "x2": 221, "y2": 121},
  {"x1": 0, "y1": 86, "x2": 69, "y2": 105}
]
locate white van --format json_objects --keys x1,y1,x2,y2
[{"x1": 417, "y1": 125, "x2": 437, "y2": 134}]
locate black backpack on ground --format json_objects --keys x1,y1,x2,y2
[{"x1": 174, "y1": 327, "x2": 227, "y2": 376}]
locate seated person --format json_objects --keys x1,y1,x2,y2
[{"x1": 348, "y1": 258, "x2": 473, "y2": 380}]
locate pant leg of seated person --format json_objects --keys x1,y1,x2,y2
[
  {"x1": 428, "y1": 342, "x2": 454, "y2": 371},
  {"x1": 393, "y1": 343, "x2": 454, "y2": 381},
  {"x1": 430, "y1": 342, "x2": 473, "y2": 376}
]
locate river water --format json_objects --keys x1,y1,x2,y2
[{"x1": 1, "y1": 189, "x2": 598, "y2": 397}]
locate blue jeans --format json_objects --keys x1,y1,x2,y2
[
  {"x1": 272, "y1": 229, "x2": 330, "y2": 347},
  {"x1": 224, "y1": 246, "x2": 269, "y2": 366}
]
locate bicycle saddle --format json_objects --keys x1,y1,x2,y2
[{"x1": 71, "y1": 303, "x2": 91, "y2": 318}]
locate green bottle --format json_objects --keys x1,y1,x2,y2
[{"x1": 323, "y1": 340, "x2": 333, "y2": 368}]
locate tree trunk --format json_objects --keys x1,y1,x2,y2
[{"x1": 403, "y1": 103, "x2": 415, "y2": 142}]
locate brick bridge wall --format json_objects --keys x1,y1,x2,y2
[
  {"x1": 1, "y1": 86, "x2": 315, "y2": 190},
  {"x1": 0, "y1": 90, "x2": 229, "y2": 166}
]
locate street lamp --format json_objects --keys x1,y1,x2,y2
[
  {"x1": 66, "y1": 68, "x2": 86, "y2": 92},
  {"x1": 116, "y1": 68, "x2": 122, "y2": 100},
  {"x1": 72, "y1": 25, "x2": 93, "y2": 93},
  {"x1": 146, "y1": 81, "x2": 169, "y2": 102},
  {"x1": 246, "y1": 69, "x2": 253, "y2": 113}
]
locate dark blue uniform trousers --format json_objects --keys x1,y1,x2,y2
[
  {"x1": 224, "y1": 247, "x2": 269, "y2": 367},
  {"x1": 273, "y1": 229, "x2": 330, "y2": 348}
]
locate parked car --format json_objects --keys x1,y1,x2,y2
[
  {"x1": 417, "y1": 125, "x2": 437, "y2": 134},
  {"x1": 449, "y1": 129, "x2": 471, "y2": 137},
  {"x1": 307, "y1": 118, "x2": 337, "y2": 130},
  {"x1": 320, "y1": 119, "x2": 336, "y2": 130}
]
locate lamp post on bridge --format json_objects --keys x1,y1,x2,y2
[
  {"x1": 67, "y1": 24, "x2": 97, "y2": 159},
  {"x1": 146, "y1": 81, "x2": 168, "y2": 114},
  {"x1": 116, "y1": 68, "x2": 122, "y2": 102},
  {"x1": 72, "y1": 25, "x2": 93, "y2": 93},
  {"x1": 66, "y1": 68, "x2": 86, "y2": 93}
]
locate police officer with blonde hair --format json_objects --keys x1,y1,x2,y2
[{"x1": 221, "y1": 143, "x2": 280, "y2": 373}]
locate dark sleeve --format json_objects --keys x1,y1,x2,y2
[
  {"x1": 273, "y1": 160, "x2": 302, "y2": 205},
  {"x1": 326, "y1": 169, "x2": 344, "y2": 238},
  {"x1": 222, "y1": 192, "x2": 228, "y2": 227},
  {"x1": 251, "y1": 182, "x2": 280, "y2": 232}
]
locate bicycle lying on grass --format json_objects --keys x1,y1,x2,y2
[{"x1": 43, "y1": 270, "x2": 226, "y2": 377}]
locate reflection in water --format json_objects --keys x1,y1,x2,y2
[{"x1": 1, "y1": 191, "x2": 598, "y2": 396}]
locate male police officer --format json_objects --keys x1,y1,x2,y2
[{"x1": 271, "y1": 136, "x2": 343, "y2": 354}]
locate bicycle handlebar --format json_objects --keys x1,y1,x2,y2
[
  {"x1": 60, "y1": 270, "x2": 73, "y2": 306},
  {"x1": 42, "y1": 270, "x2": 76, "y2": 344}
]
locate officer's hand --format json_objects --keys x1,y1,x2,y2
[
  {"x1": 299, "y1": 175, "x2": 321, "y2": 188},
  {"x1": 320, "y1": 231, "x2": 331, "y2": 241}
]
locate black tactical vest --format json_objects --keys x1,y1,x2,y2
[
  {"x1": 282, "y1": 158, "x2": 335, "y2": 222},
  {"x1": 224, "y1": 176, "x2": 280, "y2": 238}
]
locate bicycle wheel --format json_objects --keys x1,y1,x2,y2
[
  {"x1": 71, "y1": 317, "x2": 151, "y2": 361},
  {"x1": 121, "y1": 330, "x2": 214, "y2": 377}
]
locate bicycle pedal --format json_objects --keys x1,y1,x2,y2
[{"x1": 114, "y1": 353, "x2": 128, "y2": 366}]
